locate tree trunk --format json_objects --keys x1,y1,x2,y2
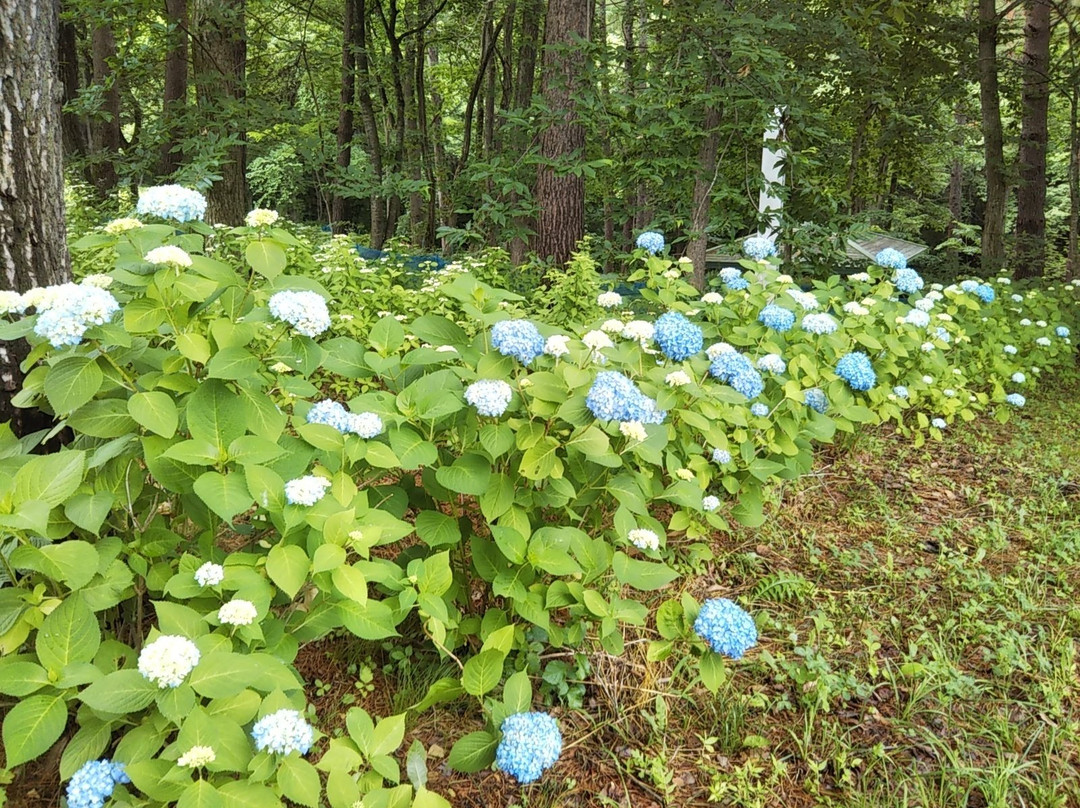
[
  {"x1": 59, "y1": 17, "x2": 90, "y2": 163},
  {"x1": 356, "y1": 0, "x2": 386, "y2": 247},
  {"x1": 90, "y1": 23, "x2": 121, "y2": 198},
  {"x1": 508, "y1": 0, "x2": 540, "y2": 265},
  {"x1": 161, "y1": 0, "x2": 188, "y2": 177},
  {"x1": 331, "y1": 0, "x2": 359, "y2": 232},
  {"x1": 192, "y1": 0, "x2": 248, "y2": 225},
  {"x1": 687, "y1": 79, "x2": 721, "y2": 290},
  {"x1": 0, "y1": 0, "x2": 73, "y2": 434},
  {"x1": 979, "y1": 0, "x2": 1007, "y2": 274},
  {"x1": 534, "y1": 0, "x2": 590, "y2": 266},
  {"x1": 1069, "y1": 85, "x2": 1079, "y2": 280},
  {"x1": 1013, "y1": 0, "x2": 1052, "y2": 278}
]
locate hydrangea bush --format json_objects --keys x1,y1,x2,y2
[{"x1": 0, "y1": 197, "x2": 1077, "y2": 804}]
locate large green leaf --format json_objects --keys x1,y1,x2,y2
[
  {"x1": 12, "y1": 450, "x2": 85, "y2": 507},
  {"x1": 612, "y1": 552, "x2": 679, "y2": 591},
  {"x1": 36, "y1": 593, "x2": 100, "y2": 672},
  {"x1": 277, "y1": 756, "x2": 320, "y2": 808},
  {"x1": 266, "y1": 544, "x2": 309, "y2": 599},
  {"x1": 434, "y1": 452, "x2": 490, "y2": 495},
  {"x1": 207, "y1": 347, "x2": 261, "y2": 381},
  {"x1": 2, "y1": 694, "x2": 67, "y2": 766},
  {"x1": 446, "y1": 730, "x2": 498, "y2": 773},
  {"x1": 129, "y1": 391, "x2": 179, "y2": 438},
  {"x1": 338, "y1": 598, "x2": 399, "y2": 640},
  {"x1": 193, "y1": 471, "x2": 252, "y2": 523},
  {"x1": 245, "y1": 240, "x2": 287, "y2": 279},
  {"x1": 80, "y1": 669, "x2": 159, "y2": 713},
  {"x1": 461, "y1": 649, "x2": 505, "y2": 697},
  {"x1": 187, "y1": 380, "x2": 247, "y2": 449},
  {"x1": 177, "y1": 780, "x2": 224, "y2": 808},
  {"x1": 44, "y1": 356, "x2": 103, "y2": 413}
]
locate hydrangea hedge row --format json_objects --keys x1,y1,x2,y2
[{"x1": 0, "y1": 189, "x2": 1077, "y2": 808}]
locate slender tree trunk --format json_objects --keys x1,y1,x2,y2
[
  {"x1": 59, "y1": 17, "x2": 90, "y2": 163},
  {"x1": 508, "y1": 0, "x2": 540, "y2": 265},
  {"x1": 687, "y1": 77, "x2": 721, "y2": 290},
  {"x1": 90, "y1": 23, "x2": 121, "y2": 197},
  {"x1": 979, "y1": 0, "x2": 1007, "y2": 274},
  {"x1": 192, "y1": 0, "x2": 248, "y2": 225},
  {"x1": 356, "y1": 0, "x2": 385, "y2": 247},
  {"x1": 1, "y1": 0, "x2": 73, "y2": 434},
  {"x1": 847, "y1": 100, "x2": 873, "y2": 216},
  {"x1": 534, "y1": 0, "x2": 590, "y2": 266},
  {"x1": 1069, "y1": 87, "x2": 1079, "y2": 280},
  {"x1": 161, "y1": 0, "x2": 188, "y2": 177},
  {"x1": 947, "y1": 112, "x2": 965, "y2": 269},
  {"x1": 331, "y1": 0, "x2": 359, "y2": 232},
  {"x1": 1013, "y1": 0, "x2": 1052, "y2": 278}
]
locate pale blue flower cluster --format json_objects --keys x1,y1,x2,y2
[
  {"x1": 709, "y1": 351, "x2": 764, "y2": 399},
  {"x1": 702, "y1": 495, "x2": 721, "y2": 512},
  {"x1": 306, "y1": 400, "x2": 383, "y2": 437},
  {"x1": 875, "y1": 248, "x2": 907, "y2": 269},
  {"x1": 975, "y1": 284, "x2": 995, "y2": 303},
  {"x1": 743, "y1": 236, "x2": 777, "y2": 260},
  {"x1": 251, "y1": 709, "x2": 314, "y2": 755},
  {"x1": 931, "y1": 417, "x2": 947, "y2": 429},
  {"x1": 586, "y1": 372, "x2": 666, "y2": 424},
  {"x1": 1011, "y1": 372, "x2": 1026, "y2": 384},
  {"x1": 135, "y1": 184, "x2": 207, "y2": 222},
  {"x1": 801, "y1": 313, "x2": 838, "y2": 335},
  {"x1": 758, "y1": 304, "x2": 795, "y2": 332},
  {"x1": 712, "y1": 448, "x2": 732, "y2": 465},
  {"x1": 757, "y1": 354, "x2": 786, "y2": 374},
  {"x1": 465, "y1": 379, "x2": 513, "y2": 417},
  {"x1": 903, "y1": 309, "x2": 931, "y2": 328},
  {"x1": 804, "y1": 388, "x2": 828, "y2": 413},
  {"x1": 491, "y1": 319, "x2": 545, "y2": 365},
  {"x1": 496, "y1": 712, "x2": 562, "y2": 784},
  {"x1": 934, "y1": 326, "x2": 951, "y2": 343},
  {"x1": 268, "y1": 290, "x2": 331, "y2": 337},
  {"x1": 636, "y1": 231, "x2": 665, "y2": 254},
  {"x1": 66, "y1": 759, "x2": 129, "y2": 808},
  {"x1": 693, "y1": 598, "x2": 758, "y2": 659},
  {"x1": 719, "y1": 267, "x2": 749, "y2": 291},
  {"x1": 892, "y1": 386, "x2": 909, "y2": 399},
  {"x1": 835, "y1": 352, "x2": 876, "y2": 391},
  {"x1": 750, "y1": 403, "x2": 770, "y2": 417},
  {"x1": 654, "y1": 312, "x2": 703, "y2": 360},
  {"x1": 32, "y1": 284, "x2": 120, "y2": 347},
  {"x1": 893, "y1": 268, "x2": 924, "y2": 294},
  {"x1": 960, "y1": 280, "x2": 979, "y2": 293},
  {"x1": 1056, "y1": 326, "x2": 1071, "y2": 337},
  {"x1": 1006, "y1": 393, "x2": 1026, "y2": 407}
]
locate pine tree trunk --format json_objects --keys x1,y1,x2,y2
[
  {"x1": 979, "y1": 0, "x2": 1007, "y2": 274},
  {"x1": 59, "y1": 18, "x2": 90, "y2": 163},
  {"x1": 193, "y1": 0, "x2": 248, "y2": 225},
  {"x1": 687, "y1": 83, "x2": 721, "y2": 290},
  {"x1": 534, "y1": 0, "x2": 590, "y2": 266},
  {"x1": 1013, "y1": 0, "x2": 1052, "y2": 279},
  {"x1": 356, "y1": 0, "x2": 386, "y2": 247},
  {"x1": 161, "y1": 0, "x2": 189, "y2": 177},
  {"x1": 90, "y1": 23, "x2": 121, "y2": 198},
  {"x1": 0, "y1": 0, "x2": 73, "y2": 434},
  {"x1": 508, "y1": 0, "x2": 540, "y2": 265},
  {"x1": 331, "y1": 0, "x2": 359, "y2": 233}
]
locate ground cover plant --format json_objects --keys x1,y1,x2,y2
[{"x1": 0, "y1": 189, "x2": 1078, "y2": 808}]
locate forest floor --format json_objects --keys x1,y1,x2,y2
[{"x1": 12, "y1": 376, "x2": 1080, "y2": 808}]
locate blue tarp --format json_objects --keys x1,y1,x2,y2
[{"x1": 354, "y1": 245, "x2": 446, "y2": 271}]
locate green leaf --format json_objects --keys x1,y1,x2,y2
[
  {"x1": 338, "y1": 598, "x2": 399, "y2": 640},
  {"x1": 461, "y1": 649, "x2": 505, "y2": 697},
  {"x1": 434, "y1": 452, "x2": 491, "y2": 495},
  {"x1": 12, "y1": 450, "x2": 85, "y2": 507},
  {"x1": 388, "y1": 427, "x2": 437, "y2": 468},
  {"x1": 409, "y1": 315, "x2": 467, "y2": 346},
  {"x1": 64, "y1": 492, "x2": 114, "y2": 534},
  {"x1": 218, "y1": 781, "x2": 284, "y2": 808},
  {"x1": 246, "y1": 240, "x2": 287, "y2": 280},
  {"x1": 193, "y1": 471, "x2": 253, "y2": 523},
  {"x1": 44, "y1": 356, "x2": 103, "y2": 413},
  {"x1": 266, "y1": 544, "x2": 309, "y2": 599},
  {"x1": 178, "y1": 780, "x2": 224, "y2": 808},
  {"x1": 37, "y1": 540, "x2": 100, "y2": 590},
  {"x1": 414, "y1": 510, "x2": 461, "y2": 548},
  {"x1": 446, "y1": 730, "x2": 498, "y2": 773},
  {"x1": 36, "y1": 594, "x2": 100, "y2": 672},
  {"x1": 406, "y1": 739, "x2": 428, "y2": 790},
  {"x1": 612, "y1": 552, "x2": 679, "y2": 591},
  {"x1": 177, "y1": 332, "x2": 213, "y2": 364},
  {"x1": 502, "y1": 670, "x2": 532, "y2": 714},
  {"x1": 188, "y1": 652, "x2": 257, "y2": 699},
  {"x1": 128, "y1": 391, "x2": 179, "y2": 438},
  {"x1": 60, "y1": 720, "x2": 113, "y2": 779},
  {"x1": 278, "y1": 756, "x2": 320, "y2": 807},
  {"x1": 67, "y1": 400, "x2": 137, "y2": 438},
  {"x1": 699, "y1": 651, "x2": 727, "y2": 693},
  {"x1": 187, "y1": 380, "x2": 247, "y2": 450},
  {"x1": 370, "y1": 713, "x2": 406, "y2": 757},
  {"x1": 2, "y1": 694, "x2": 67, "y2": 767},
  {"x1": 519, "y1": 437, "x2": 564, "y2": 481},
  {"x1": 80, "y1": 669, "x2": 159, "y2": 713},
  {"x1": 207, "y1": 347, "x2": 261, "y2": 381},
  {"x1": 0, "y1": 660, "x2": 50, "y2": 696},
  {"x1": 369, "y1": 315, "x2": 405, "y2": 355}
]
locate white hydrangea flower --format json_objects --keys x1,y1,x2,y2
[
  {"x1": 702, "y1": 495, "x2": 720, "y2": 512},
  {"x1": 921, "y1": 342, "x2": 935, "y2": 352},
  {"x1": 269, "y1": 290, "x2": 331, "y2": 338},
  {"x1": 138, "y1": 635, "x2": 201, "y2": 688},
  {"x1": 1036, "y1": 320, "x2": 1047, "y2": 328},
  {"x1": 544, "y1": 334, "x2": 570, "y2": 358},
  {"x1": 177, "y1": 745, "x2": 216, "y2": 768},
  {"x1": 285, "y1": 475, "x2": 332, "y2": 506},
  {"x1": 675, "y1": 468, "x2": 695, "y2": 481},
  {"x1": 597, "y1": 291, "x2": 622, "y2": 308},
  {"x1": 842, "y1": 301, "x2": 869, "y2": 316},
  {"x1": 922, "y1": 375, "x2": 934, "y2": 384},
  {"x1": 622, "y1": 320, "x2": 654, "y2": 343},
  {"x1": 601, "y1": 318, "x2": 625, "y2": 334},
  {"x1": 1036, "y1": 336, "x2": 1051, "y2": 346},
  {"x1": 701, "y1": 292, "x2": 724, "y2": 305},
  {"x1": 663, "y1": 269, "x2": 680, "y2": 279},
  {"x1": 619, "y1": 421, "x2": 648, "y2": 442},
  {"x1": 435, "y1": 345, "x2": 458, "y2": 353},
  {"x1": 145, "y1": 245, "x2": 193, "y2": 267},
  {"x1": 194, "y1": 562, "x2": 225, "y2": 587},
  {"x1": 245, "y1": 208, "x2": 280, "y2": 227},
  {"x1": 665, "y1": 370, "x2": 692, "y2": 387},
  {"x1": 706, "y1": 342, "x2": 735, "y2": 360},
  {"x1": 1020, "y1": 318, "x2": 1032, "y2": 326},
  {"x1": 104, "y1": 217, "x2": 144, "y2": 235},
  {"x1": 847, "y1": 272, "x2": 871, "y2": 282},
  {"x1": 776, "y1": 274, "x2": 793, "y2": 284},
  {"x1": 582, "y1": 330, "x2": 613, "y2": 362},
  {"x1": 628, "y1": 528, "x2": 660, "y2": 552},
  {"x1": 0, "y1": 290, "x2": 26, "y2": 315},
  {"x1": 218, "y1": 599, "x2": 258, "y2": 626},
  {"x1": 915, "y1": 298, "x2": 934, "y2": 312},
  {"x1": 81, "y1": 274, "x2": 113, "y2": 289}
]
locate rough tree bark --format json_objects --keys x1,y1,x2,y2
[
  {"x1": 59, "y1": 17, "x2": 90, "y2": 162},
  {"x1": 192, "y1": 0, "x2": 248, "y2": 225},
  {"x1": 331, "y1": 0, "x2": 359, "y2": 232},
  {"x1": 534, "y1": 0, "x2": 590, "y2": 266},
  {"x1": 686, "y1": 75, "x2": 721, "y2": 290},
  {"x1": 979, "y1": 0, "x2": 1008, "y2": 274},
  {"x1": 90, "y1": 22, "x2": 121, "y2": 197},
  {"x1": 356, "y1": 0, "x2": 386, "y2": 247},
  {"x1": 1013, "y1": 0, "x2": 1052, "y2": 278},
  {"x1": 161, "y1": 0, "x2": 189, "y2": 177},
  {"x1": 1, "y1": 0, "x2": 73, "y2": 434}
]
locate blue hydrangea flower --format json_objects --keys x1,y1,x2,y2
[
  {"x1": 893, "y1": 386, "x2": 909, "y2": 399},
  {"x1": 801, "y1": 313, "x2": 838, "y2": 335},
  {"x1": 636, "y1": 231, "x2": 665, "y2": 254},
  {"x1": 135, "y1": 184, "x2": 207, "y2": 222},
  {"x1": 743, "y1": 236, "x2": 777, "y2": 260},
  {"x1": 586, "y1": 371, "x2": 666, "y2": 424},
  {"x1": 693, "y1": 598, "x2": 757, "y2": 659},
  {"x1": 757, "y1": 354, "x2": 786, "y2": 374},
  {"x1": 750, "y1": 403, "x2": 769, "y2": 417},
  {"x1": 835, "y1": 352, "x2": 876, "y2": 391},
  {"x1": 709, "y1": 351, "x2": 764, "y2": 399},
  {"x1": 719, "y1": 267, "x2": 749, "y2": 291},
  {"x1": 1006, "y1": 393, "x2": 1026, "y2": 407},
  {"x1": 653, "y1": 312, "x2": 703, "y2": 360},
  {"x1": 804, "y1": 388, "x2": 828, "y2": 413},
  {"x1": 931, "y1": 417, "x2": 947, "y2": 429},
  {"x1": 1056, "y1": 326, "x2": 1070, "y2": 338},
  {"x1": 31, "y1": 284, "x2": 120, "y2": 348},
  {"x1": 307, "y1": 400, "x2": 352, "y2": 432},
  {"x1": 875, "y1": 248, "x2": 907, "y2": 269},
  {"x1": 251, "y1": 709, "x2": 314, "y2": 755},
  {"x1": 934, "y1": 326, "x2": 951, "y2": 343},
  {"x1": 465, "y1": 379, "x2": 513, "y2": 417},
  {"x1": 975, "y1": 284, "x2": 995, "y2": 303},
  {"x1": 960, "y1": 280, "x2": 979, "y2": 293},
  {"x1": 66, "y1": 759, "x2": 129, "y2": 808},
  {"x1": 491, "y1": 319, "x2": 545, "y2": 365},
  {"x1": 1011, "y1": 372, "x2": 1026, "y2": 384},
  {"x1": 893, "y1": 268, "x2": 924, "y2": 294},
  {"x1": 496, "y1": 712, "x2": 562, "y2": 784},
  {"x1": 268, "y1": 290, "x2": 331, "y2": 337},
  {"x1": 712, "y1": 448, "x2": 732, "y2": 465},
  {"x1": 903, "y1": 309, "x2": 931, "y2": 328},
  {"x1": 758, "y1": 304, "x2": 795, "y2": 332}
]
